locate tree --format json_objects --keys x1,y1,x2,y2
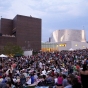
[
  {"x1": 3, "y1": 43, "x2": 23, "y2": 56},
  {"x1": 12, "y1": 45, "x2": 23, "y2": 56}
]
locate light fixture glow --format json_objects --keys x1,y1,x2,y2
[{"x1": 75, "y1": 44, "x2": 77, "y2": 46}]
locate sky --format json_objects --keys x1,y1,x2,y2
[{"x1": 0, "y1": 0, "x2": 88, "y2": 42}]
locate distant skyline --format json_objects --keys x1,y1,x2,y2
[{"x1": 0, "y1": 0, "x2": 88, "y2": 42}]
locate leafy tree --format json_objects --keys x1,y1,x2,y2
[
  {"x1": 12, "y1": 45, "x2": 23, "y2": 55},
  {"x1": 3, "y1": 43, "x2": 23, "y2": 56},
  {"x1": 3, "y1": 43, "x2": 13, "y2": 55}
]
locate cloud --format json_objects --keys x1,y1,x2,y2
[
  {"x1": 1, "y1": 0, "x2": 88, "y2": 18},
  {"x1": 0, "y1": 0, "x2": 88, "y2": 41}
]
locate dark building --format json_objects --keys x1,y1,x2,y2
[{"x1": 0, "y1": 14, "x2": 41, "y2": 51}]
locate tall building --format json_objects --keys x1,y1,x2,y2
[{"x1": 0, "y1": 14, "x2": 41, "y2": 51}]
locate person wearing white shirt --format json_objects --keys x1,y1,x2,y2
[
  {"x1": 26, "y1": 76, "x2": 31, "y2": 85},
  {"x1": 54, "y1": 75, "x2": 58, "y2": 84},
  {"x1": 39, "y1": 62, "x2": 43, "y2": 69},
  {"x1": 41, "y1": 69, "x2": 46, "y2": 75}
]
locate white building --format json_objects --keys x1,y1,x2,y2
[
  {"x1": 50, "y1": 29, "x2": 86, "y2": 42},
  {"x1": 42, "y1": 29, "x2": 88, "y2": 51}
]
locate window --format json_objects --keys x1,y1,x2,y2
[{"x1": 59, "y1": 44, "x2": 66, "y2": 47}]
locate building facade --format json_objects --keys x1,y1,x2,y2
[
  {"x1": 0, "y1": 15, "x2": 41, "y2": 51},
  {"x1": 42, "y1": 41, "x2": 88, "y2": 52},
  {"x1": 42, "y1": 29, "x2": 88, "y2": 51},
  {"x1": 50, "y1": 29, "x2": 86, "y2": 42}
]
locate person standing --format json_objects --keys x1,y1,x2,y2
[
  {"x1": 78, "y1": 64, "x2": 88, "y2": 88},
  {"x1": 57, "y1": 73, "x2": 63, "y2": 86},
  {"x1": 62, "y1": 74, "x2": 68, "y2": 87}
]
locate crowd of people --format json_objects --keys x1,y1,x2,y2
[{"x1": 0, "y1": 49, "x2": 88, "y2": 88}]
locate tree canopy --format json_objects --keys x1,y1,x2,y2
[{"x1": 2, "y1": 43, "x2": 23, "y2": 56}]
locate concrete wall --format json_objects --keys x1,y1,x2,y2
[
  {"x1": 23, "y1": 50, "x2": 32, "y2": 57},
  {"x1": 58, "y1": 41, "x2": 88, "y2": 51},
  {"x1": 71, "y1": 41, "x2": 88, "y2": 50}
]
